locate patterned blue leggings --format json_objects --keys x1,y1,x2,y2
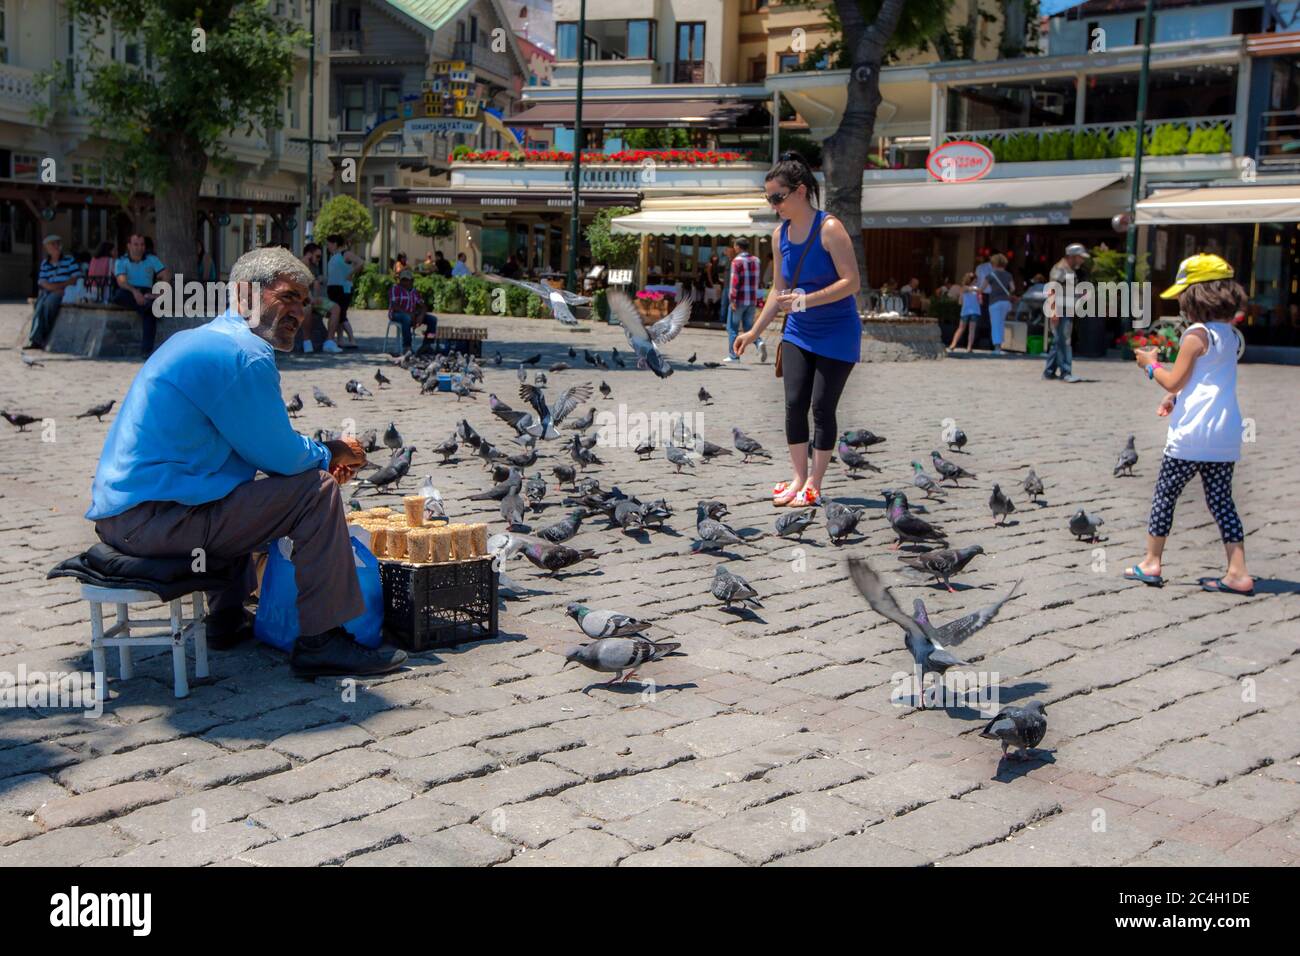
[{"x1": 1148, "y1": 455, "x2": 1243, "y2": 543}]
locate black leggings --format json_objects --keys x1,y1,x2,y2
[
  {"x1": 782, "y1": 342, "x2": 855, "y2": 450},
  {"x1": 327, "y1": 285, "x2": 352, "y2": 323},
  {"x1": 1148, "y1": 455, "x2": 1244, "y2": 543}
]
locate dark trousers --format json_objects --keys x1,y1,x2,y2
[
  {"x1": 113, "y1": 286, "x2": 158, "y2": 355},
  {"x1": 94, "y1": 469, "x2": 364, "y2": 638},
  {"x1": 327, "y1": 285, "x2": 352, "y2": 323},
  {"x1": 781, "y1": 342, "x2": 855, "y2": 450},
  {"x1": 1148, "y1": 455, "x2": 1244, "y2": 543},
  {"x1": 26, "y1": 291, "x2": 63, "y2": 348}
]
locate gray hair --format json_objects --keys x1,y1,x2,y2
[{"x1": 229, "y1": 246, "x2": 313, "y2": 289}]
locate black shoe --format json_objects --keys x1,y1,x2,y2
[
  {"x1": 290, "y1": 628, "x2": 407, "y2": 678},
  {"x1": 205, "y1": 606, "x2": 254, "y2": 650}
]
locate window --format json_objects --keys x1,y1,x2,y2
[
  {"x1": 946, "y1": 76, "x2": 1078, "y2": 132},
  {"x1": 778, "y1": 53, "x2": 800, "y2": 73},
  {"x1": 749, "y1": 57, "x2": 766, "y2": 82},
  {"x1": 627, "y1": 20, "x2": 653, "y2": 59},
  {"x1": 379, "y1": 84, "x2": 400, "y2": 119},
  {"x1": 557, "y1": 22, "x2": 577, "y2": 59},
  {"x1": 342, "y1": 83, "x2": 365, "y2": 131},
  {"x1": 470, "y1": 15, "x2": 479, "y2": 45},
  {"x1": 1083, "y1": 64, "x2": 1237, "y2": 124},
  {"x1": 677, "y1": 22, "x2": 705, "y2": 63}
]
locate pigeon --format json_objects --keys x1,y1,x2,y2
[
  {"x1": 712, "y1": 566, "x2": 760, "y2": 609},
  {"x1": 344, "y1": 379, "x2": 367, "y2": 399},
  {"x1": 520, "y1": 540, "x2": 596, "y2": 576},
  {"x1": 76, "y1": 400, "x2": 116, "y2": 422},
  {"x1": 517, "y1": 364, "x2": 527, "y2": 383},
  {"x1": 568, "y1": 346, "x2": 577, "y2": 358},
  {"x1": 500, "y1": 487, "x2": 527, "y2": 528},
  {"x1": 666, "y1": 444, "x2": 695, "y2": 474},
  {"x1": 568, "y1": 407, "x2": 596, "y2": 431},
  {"x1": 490, "y1": 393, "x2": 529, "y2": 430},
  {"x1": 470, "y1": 469, "x2": 523, "y2": 501},
  {"x1": 583, "y1": 349, "x2": 597, "y2": 367},
  {"x1": 909, "y1": 461, "x2": 944, "y2": 499},
  {"x1": 1069, "y1": 509, "x2": 1105, "y2": 542},
  {"x1": 694, "y1": 501, "x2": 747, "y2": 552},
  {"x1": 548, "y1": 362, "x2": 570, "y2": 373},
  {"x1": 598, "y1": 380, "x2": 611, "y2": 400},
  {"x1": 534, "y1": 372, "x2": 547, "y2": 387},
  {"x1": 758, "y1": 340, "x2": 768, "y2": 364},
  {"x1": 20, "y1": 353, "x2": 44, "y2": 369},
  {"x1": 312, "y1": 386, "x2": 335, "y2": 407},
  {"x1": 457, "y1": 419, "x2": 482, "y2": 448},
  {"x1": 825, "y1": 500, "x2": 867, "y2": 545},
  {"x1": 607, "y1": 289, "x2": 692, "y2": 378},
  {"x1": 285, "y1": 393, "x2": 303, "y2": 418},
  {"x1": 475, "y1": 441, "x2": 506, "y2": 470},
  {"x1": 567, "y1": 603, "x2": 653, "y2": 640},
  {"x1": 840, "y1": 429, "x2": 886, "y2": 449},
  {"x1": 980, "y1": 701, "x2": 1049, "y2": 761},
  {"x1": 569, "y1": 433, "x2": 602, "y2": 470},
  {"x1": 494, "y1": 351, "x2": 504, "y2": 365},
  {"x1": 732, "y1": 428, "x2": 771, "y2": 462},
  {"x1": 611, "y1": 349, "x2": 625, "y2": 368},
  {"x1": 563, "y1": 637, "x2": 682, "y2": 687},
  {"x1": 638, "y1": 498, "x2": 673, "y2": 529},
  {"x1": 452, "y1": 380, "x2": 476, "y2": 401},
  {"x1": 2, "y1": 411, "x2": 39, "y2": 432},
  {"x1": 698, "y1": 386, "x2": 712, "y2": 405},
  {"x1": 687, "y1": 352, "x2": 697, "y2": 364},
  {"x1": 848, "y1": 558, "x2": 1020, "y2": 709},
  {"x1": 383, "y1": 422, "x2": 403, "y2": 451},
  {"x1": 989, "y1": 484, "x2": 1016, "y2": 526},
  {"x1": 524, "y1": 473, "x2": 548, "y2": 509},
  {"x1": 357, "y1": 429, "x2": 380, "y2": 453},
  {"x1": 432, "y1": 435, "x2": 459, "y2": 463},
  {"x1": 837, "y1": 441, "x2": 881, "y2": 476},
  {"x1": 693, "y1": 437, "x2": 732, "y2": 461},
  {"x1": 519, "y1": 381, "x2": 593, "y2": 440},
  {"x1": 702, "y1": 361, "x2": 721, "y2": 368},
  {"x1": 897, "y1": 544, "x2": 985, "y2": 593},
  {"x1": 505, "y1": 447, "x2": 539, "y2": 469},
  {"x1": 883, "y1": 492, "x2": 946, "y2": 552},
  {"x1": 552, "y1": 464, "x2": 577, "y2": 489},
  {"x1": 1022, "y1": 468, "x2": 1044, "y2": 503},
  {"x1": 538, "y1": 510, "x2": 584, "y2": 543},
  {"x1": 775, "y1": 509, "x2": 817, "y2": 541},
  {"x1": 946, "y1": 428, "x2": 968, "y2": 452},
  {"x1": 354, "y1": 445, "x2": 414, "y2": 495},
  {"x1": 1114, "y1": 435, "x2": 1138, "y2": 477},
  {"x1": 374, "y1": 368, "x2": 390, "y2": 388},
  {"x1": 612, "y1": 498, "x2": 644, "y2": 531},
  {"x1": 930, "y1": 451, "x2": 975, "y2": 485},
  {"x1": 635, "y1": 439, "x2": 656, "y2": 460}
]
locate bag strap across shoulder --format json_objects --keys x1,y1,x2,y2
[{"x1": 779, "y1": 212, "x2": 825, "y2": 331}]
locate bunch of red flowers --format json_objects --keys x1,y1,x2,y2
[{"x1": 456, "y1": 148, "x2": 748, "y2": 164}]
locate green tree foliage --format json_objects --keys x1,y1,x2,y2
[
  {"x1": 46, "y1": 1, "x2": 308, "y2": 270},
  {"x1": 313, "y1": 195, "x2": 376, "y2": 248},
  {"x1": 808, "y1": 0, "x2": 959, "y2": 68},
  {"x1": 621, "y1": 128, "x2": 690, "y2": 149},
  {"x1": 778, "y1": 132, "x2": 824, "y2": 167},
  {"x1": 585, "y1": 206, "x2": 639, "y2": 269},
  {"x1": 412, "y1": 215, "x2": 454, "y2": 239}
]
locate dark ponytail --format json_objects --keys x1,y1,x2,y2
[{"x1": 766, "y1": 150, "x2": 820, "y2": 208}]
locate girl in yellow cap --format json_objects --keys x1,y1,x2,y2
[{"x1": 1125, "y1": 254, "x2": 1253, "y2": 596}]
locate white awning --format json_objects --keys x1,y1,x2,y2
[
  {"x1": 861, "y1": 173, "x2": 1125, "y2": 228},
  {"x1": 611, "y1": 197, "x2": 775, "y2": 237},
  {"x1": 1136, "y1": 184, "x2": 1300, "y2": 224}
]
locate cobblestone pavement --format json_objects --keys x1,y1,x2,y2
[{"x1": 1, "y1": 303, "x2": 1296, "y2": 867}]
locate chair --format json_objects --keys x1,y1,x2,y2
[
  {"x1": 382, "y1": 317, "x2": 404, "y2": 355},
  {"x1": 49, "y1": 544, "x2": 233, "y2": 700}
]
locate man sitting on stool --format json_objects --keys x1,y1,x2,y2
[{"x1": 86, "y1": 246, "x2": 406, "y2": 678}]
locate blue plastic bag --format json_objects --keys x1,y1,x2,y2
[{"x1": 254, "y1": 531, "x2": 384, "y2": 651}]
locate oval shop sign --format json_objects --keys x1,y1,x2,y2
[{"x1": 926, "y1": 141, "x2": 995, "y2": 183}]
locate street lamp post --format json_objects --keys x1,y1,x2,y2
[
  {"x1": 566, "y1": 0, "x2": 586, "y2": 293},
  {"x1": 1124, "y1": 0, "x2": 1157, "y2": 305}
]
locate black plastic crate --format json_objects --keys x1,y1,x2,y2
[{"x1": 379, "y1": 557, "x2": 498, "y2": 651}]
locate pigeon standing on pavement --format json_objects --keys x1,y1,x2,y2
[
  {"x1": 980, "y1": 701, "x2": 1049, "y2": 761},
  {"x1": 698, "y1": 386, "x2": 712, "y2": 405},
  {"x1": 2, "y1": 411, "x2": 40, "y2": 432},
  {"x1": 989, "y1": 484, "x2": 1016, "y2": 526},
  {"x1": 732, "y1": 428, "x2": 771, "y2": 462},
  {"x1": 825, "y1": 501, "x2": 867, "y2": 545},
  {"x1": 837, "y1": 441, "x2": 881, "y2": 476},
  {"x1": 500, "y1": 487, "x2": 527, "y2": 528},
  {"x1": 599, "y1": 380, "x2": 612, "y2": 400},
  {"x1": 552, "y1": 464, "x2": 577, "y2": 489},
  {"x1": 1069, "y1": 509, "x2": 1105, "y2": 542},
  {"x1": 666, "y1": 444, "x2": 695, "y2": 474},
  {"x1": 538, "y1": 510, "x2": 584, "y2": 543},
  {"x1": 897, "y1": 545, "x2": 985, "y2": 593},
  {"x1": 775, "y1": 509, "x2": 817, "y2": 541},
  {"x1": 563, "y1": 637, "x2": 682, "y2": 687},
  {"x1": 76, "y1": 400, "x2": 116, "y2": 422},
  {"x1": 1022, "y1": 468, "x2": 1045, "y2": 503},
  {"x1": 693, "y1": 501, "x2": 748, "y2": 552},
  {"x1": 383, "y1": 422, "x2": 403, "y2": 451},
  {"x1": 432, "y1": 435, "x2": 459, "y2": 463},
  {"x1": 946, "y1": 428, "x2": 968, "y2": 452},
  {"x1": 354, "y1": 446, "x2": 415, "y2": 495},
  {"x1": 374, "y1": 368, "x2": 390, "y2": 388},
  {"x1": 930, "y1": 450, "x2": 975, "y2": 485},
  {"x1": 883, "y1": 490, "x2": 946, "y2": 550},
  {"x1": 285, "y1": 393, "x2": 303, "y2": 418},
  {"x1": 712, "y1": 566, "x2": 760, "y2": 609},
  {"x1": 910, "y1": 461, "x2": 944, "y2": 499},
  {"x1": 520, "y1": 540, "x2": 597, "y2": 576},
  {"x1": 1114, "y1": 435, "x2": 1138, "y2": 477},
  {"x1": 566, "y1": 603, "x2": 653, "y2": 639},
  {"x1": 312, "y1": 386, "x2": 336, "y2": 408}
]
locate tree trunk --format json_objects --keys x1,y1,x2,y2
[
  {"x1": 822, "y1": 0, "x2": 907, "y2": 294},
  {"x1": 153, "y1": 136, "x2": 209, "y2": 282}
]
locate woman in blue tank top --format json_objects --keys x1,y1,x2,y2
[{"x1": 734, "y1": 151, "x2": 861, "y2": 508}]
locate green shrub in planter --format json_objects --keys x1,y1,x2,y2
[
  {"x1": 1072, "y1": 128, "x2": 1110, "y2": 160},
  {"x1": 434, "y1": 279, "x2": 465, "y2": 314},
  {"x1": 1039, "y1": 129, "x2": 1072, "y2": 161},
  {"x1": 925, "y1": 297, "x2": 961, "y2": 324},
  {"x1": 412, "y1": 273, "x2": 443, "y2": 305},
  {"x1": 352, "y1": 265, "x2": 392, "y2": 309},
  {"x1": 1187, "y1": 123, "x2": 1231, "y2": 154},
  {"x1": 1109, "y1": 127, "x2": 1139, "y2": 158},
  {"x1": 1149, "y1": 123, "x2": 1190, "y2": 156},
  {"x1": 463, "y1": 277, "x2": 491, "y2": 315},
  {"x1": 526, "y1": 292, "x2": 548, "y2": 319},
  {"x1": 505, "y1": 285, "x2": 531, "y2": 317},
  {"x1": 592, "y1": 288, "x2": 609, "y2": 323}
]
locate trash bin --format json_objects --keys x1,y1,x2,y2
[{"x1": 1076, "y1": 315, "x2": 1108, "y2": 358}]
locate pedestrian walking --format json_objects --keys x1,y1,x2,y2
[
  {"x1": 983, "y1": 253, "x2": 1015, "y2": 355},
  {"x1": 724, "y1": 238, "x2": 761, "y2": 362},
  {"x1": 946, "y1": 271, "x2": 981, "y2": 353},
  {"x1": 1044, "y1": 242, "x2": 1088, "y2": 382}
]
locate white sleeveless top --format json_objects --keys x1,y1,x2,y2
[{"x1": 1164, "y1": 322, "x2": 1241, "y2": 463}]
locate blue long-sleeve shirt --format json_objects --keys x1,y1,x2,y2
[{"x1": 87, "y1": 310, "x2": 329, "y2": 520}]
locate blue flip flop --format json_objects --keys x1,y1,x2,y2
[
  {"x1": 1198, "y1": 577, "x2": 1255, "y2": 597},
  {"x1": 1124, "y1": 566, "x2": 1164, "y2": 587}
]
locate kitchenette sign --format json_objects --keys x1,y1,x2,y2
[{"x1": 927, "y1": 141, "x2": 995, "y2": 183}]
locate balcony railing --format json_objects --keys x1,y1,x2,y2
[
  {"x1": 669, "y1": 61, "x2": 716, "y2": 84},
  {"x1": 452, "y1": 40, "x2": 514, "y2": 80},
  {"x1": 1255, "y1": 110, "x2": 1300, "y2": 171},
  {"x1": 943, "y1": 116, "x2": 1235, "y2": 161},
  {"x1": 0, "y1": 63, "x2": 51, "y2": 117},
  {"x1": 331, "y1": 30, "x2": 364, "y2": 53}
]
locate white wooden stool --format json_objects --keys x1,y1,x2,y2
[{"x1": 83, "y1": 585, "x2": 209, "y2": 700}]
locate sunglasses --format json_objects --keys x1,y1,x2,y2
[{"x1": 765, "y1": 190, "x2": 790, "y2": 206}]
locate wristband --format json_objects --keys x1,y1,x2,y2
[{"x1": 1146, "y1": 361, "x2": 1163, "y2": 380}]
